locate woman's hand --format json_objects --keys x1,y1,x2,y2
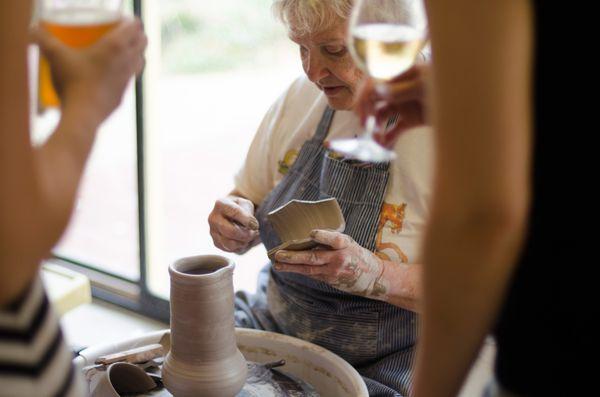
[
  {"x1": 355, "y1": 63, "x2": 429, "y2": 149},
  {"x1": 273, "y1": 230, "x2": 387, "y2": 298},
  {"x1": 209, "y1": 196, "x2": 260, "y2": 254},
  {"x1": 32, "y1": 18, "x2": 147, "y2": 127}
]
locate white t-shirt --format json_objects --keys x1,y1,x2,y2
[{"x1": 236, "y1": 76, "x2": 433, "y2": 264}]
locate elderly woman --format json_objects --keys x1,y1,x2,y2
[{"x1": 208, "y1": 1, "x2": 431, "y2": 395}]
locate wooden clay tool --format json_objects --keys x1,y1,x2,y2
[{"x1": 95, "y1": 343, "x2": 164, "y2": 366}]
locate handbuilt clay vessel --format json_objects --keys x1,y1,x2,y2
[
  {"x1": 162, "y1": 255, "x2": 247, "y2": 397},
  {"x1": 267, "y1": 197, "x2": 345, "y2": 260}
]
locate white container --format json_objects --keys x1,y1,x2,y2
[{"x1": 75, "y1": 328, "x2": 369, "y2": 397}]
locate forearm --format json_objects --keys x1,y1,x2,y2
[
  {"x1": 0, "y1": 1, "x2": 45, "y2": 304},
  {"x1": 275, "y1": 231, "x2": 423, "y2": 308},
  {"x1": 413, "y1": 212, "x2": 526, "y2": 396},
  {"x1": 323, "y1": 244, "x2": 422, "y2": 311},
  {"x1": 33, "y1": 104, "x2": 101, "y2": 238},
  {"x1": 1, "y1": 104, "x2": 100, "y2": 307},
  {"x1": 370, "y1": 261, "x2": 422, "y2": 312},
  {"x1": 412, "y1": 0, "x2": 533, "y2": 394}
]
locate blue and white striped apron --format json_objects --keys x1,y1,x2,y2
[{"x1": 255, "y1": 107, "x2": 417, "y2": 397}]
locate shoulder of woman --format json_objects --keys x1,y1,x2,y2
[
  {"x1": 266, "y1": 75, "x2": 325, "y2": 137},
  {"x1": 264, "y1": 75, "x2": 321, "y2": 126},
  {"x1": 283, "y1": 75, "x2": 322, "y2": 107}
]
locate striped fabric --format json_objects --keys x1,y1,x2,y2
[
  {"x1": 255, "y1": 107, "x2": 417, "y2": 397},
  {"x1": 0, "y1": 277, "x2": 85, "y2": 397}
]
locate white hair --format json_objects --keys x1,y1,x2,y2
[
  {"x1": 273, "y1": 0, "x2": 426, "y2": 37},
  {"x1": 272, "y1": 0, "x2": 354, "y2": 37}
]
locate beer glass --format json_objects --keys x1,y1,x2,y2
[{"x1": 37, "y1": 0, "x2": 123, "y2": 111}]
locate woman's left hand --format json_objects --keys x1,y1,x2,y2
[{"x1": 273, "y1": 229, "x2": 386, "y2": 298}]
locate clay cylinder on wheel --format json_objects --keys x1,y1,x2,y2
[{"x1": 162, "y1": 255, "x2": 247, "y2": 397}]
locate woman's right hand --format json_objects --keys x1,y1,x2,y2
[
  {"x1": 32, "y1": 18, "x2": 147, "y2": 127},
  {"x1": 209, "y1": 196, "x2": 260, "y2": 254},
  {"x1": 355, "y1": 63, "x2": 428, "y2": 148}
]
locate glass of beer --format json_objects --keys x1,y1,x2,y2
[{"x1": 37, "y1": 0, "x2": 123, "y2": 112}]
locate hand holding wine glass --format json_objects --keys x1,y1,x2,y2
[
  {"x1": 328, "y1": 0, "x2": 428, "y2": 162},
  {"x1": 356, "y1": 62, "x2": 429, "y2": 149}
]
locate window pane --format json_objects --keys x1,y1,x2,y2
[
  {"x1": 144, "y1": 0, "x2": 302, "y2": 298},
  {"x1": 33, "y1": 85, "x2": 140, "y2": 280},
  {"x1": 30, "y1": 1, "x2": 140, "y2": 281}
]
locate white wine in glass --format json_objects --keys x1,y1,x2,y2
[
  {"x1": 352, "y1": 24, "x2": 427, "y2": 81},
  {"x1": 328, "y1": 0, "x2": 428, "y2": 162}
]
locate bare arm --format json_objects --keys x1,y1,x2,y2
[
  {"x1": 274, "y1": 230, "x2": 423, "y2": 312},
  {"x1": 376, "y1": 260, "x2": 421, "y2": 311},
  {"x1": 0, "y1": 1, "x2": 56, "y2": 304},
  {"x1": 412, "y1": 1, "x2": 533, "y2": 396},
  {"x1": 0, "y1": 3, "x2": 146, "y2": 305}
]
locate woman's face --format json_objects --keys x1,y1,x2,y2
[{"x1": 289, "y1": 18, "x2": 364, "y2": 110}]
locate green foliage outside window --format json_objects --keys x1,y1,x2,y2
[{"x1": 160, "y1": 0, "x2": 290, "y2": 74}]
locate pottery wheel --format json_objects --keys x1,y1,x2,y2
[
  {"x1": 238, "y1": 360, "x2": 319, "y2": 397},
  {"x1": 135, "y1": 361, "x2": 319, "y2": 397}
]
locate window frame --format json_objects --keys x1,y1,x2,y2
[{"x1": 50, "y1": 0, "x2": 170, "y2": 323}]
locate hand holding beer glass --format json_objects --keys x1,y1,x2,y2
[{"x1": 37, "y1": 0, "x2": 141, "y2": 114}]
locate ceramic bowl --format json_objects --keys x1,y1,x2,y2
[{"x1": 89, "y1": 362, "x2": 157, "y2": 397}]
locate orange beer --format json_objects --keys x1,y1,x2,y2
[{"x1": 38, "y1": 8, "x2": 120, "y2": 111}]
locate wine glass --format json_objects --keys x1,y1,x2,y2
[{"x1": 328, "y1": 0, "x2": 428, "y2": 162}]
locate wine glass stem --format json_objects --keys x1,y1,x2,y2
[{"x1": 364, "y1": 115, "x2": 377, "y2": 139}]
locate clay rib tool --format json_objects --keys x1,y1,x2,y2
[{"x1": 95, "y1": 343, "x2": 164, "y2": 366}]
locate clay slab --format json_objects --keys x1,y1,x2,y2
[{"x1": 267, "y1": 198, "x2": 345, "y2": 260}]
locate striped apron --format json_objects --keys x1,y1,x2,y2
[{"x1": 254, "y1": 107, "x2": 417, "y2": 397}]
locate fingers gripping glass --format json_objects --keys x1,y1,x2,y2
[
  {"x1": 328, "y1": 0, "x2": 428, "y2": 162},
  {"x1": 37, "y1": 0, "x2": 123, "y2": 112}
]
